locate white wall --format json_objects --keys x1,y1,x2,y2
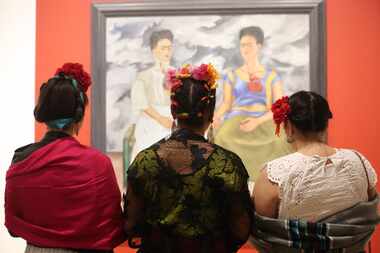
[{"x1": 0, "y1": 0, "x2": 36, "y2": 252}]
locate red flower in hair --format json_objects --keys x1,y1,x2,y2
[
  {"x1": 55, "y1": 63, "x2": 92, "y2": 92},
  {"x1": 271, "y1": 96, "x2": 291, "y2": 136}
]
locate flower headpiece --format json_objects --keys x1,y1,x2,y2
[
  {"x1": 46, "y1": 63, "x2": 91, "y2": 130},
  {"x1": 55, "y1": 63, "x2": 92, "y2": 92},
  {"x1": 167, "y1": 63, "x2": 219, "y2": 119},
  {"x1": 167, "y1": 63, "x2": 219, "y2": 91},
  {"x1": 271, "y1": 96, "x2": 291, "y2": 136}
]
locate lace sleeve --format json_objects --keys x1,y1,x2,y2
[
  {"x1": 265, "y1": 157, "x2": 294, "y2": 200},
  {"x1": 124, "y1": 183, "x2": 144, "y2": 237},
  {"x1": 210, "y1": 149, "x2": 249, "y2": 193},
  {"x1": 125, "y1": 149, "x2": 159, "y2": 241},
  {"x1": 266, "y1": 158, "x2": 290, "y2": 185},
  {"x1": 214, "y1": 150, "x2": 253, "y2": 250},
  {"x1": 127, "y1": 149, "x2": 160, "y2": 197}
]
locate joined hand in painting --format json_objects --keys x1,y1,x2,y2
[
  {"x1": 212, "y1": 116, "x2": 222, "y2": 129},
  {"x1": 239, "y1": 117, "x2": 261, "y2": 132}
]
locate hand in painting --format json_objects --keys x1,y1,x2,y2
[
  {"x1": 159, "y1": 116, "x2": 174, "y2": 129},
  {"x1": 239, "y1": 117, "x2": 261, "y2": 132},
  {"x1": 212, "y1": 116, "x2": 222, "y2": 129}
]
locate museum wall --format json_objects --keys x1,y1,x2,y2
[
  {"x1": 0, "y1": 0, "x2": 373, "y2": 252},
  {"x1": 35, "y1": 0, "x2": 380, "y2": 250}
]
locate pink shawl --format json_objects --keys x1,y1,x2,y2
[{"x1": 5, "y1": 136, "x2": 125, "y2": 250}]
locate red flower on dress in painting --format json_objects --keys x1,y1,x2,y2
[
  {"x1": 247, "y1": 75, "x2": 262, "y2": 92},
  {"x1": 271, "y1": 96, "x2": 291, "y2": 136},
  {"x1": 55, "y1": 63, "x2": 92, "y2": 92}
]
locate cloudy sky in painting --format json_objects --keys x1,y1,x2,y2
[{"x1": 106, "y1": 14, "x2": 309, "y2": 152}]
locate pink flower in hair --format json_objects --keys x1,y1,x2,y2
[
  {"x1": 165, "y1": 63, "x2": 219, "y2": 94},
  {"x1": 166, "y1": 68, "x2": 182, "y2": 90},
  {"x1": 192, "y1": 64, "x2": 210, "y2": 81}
]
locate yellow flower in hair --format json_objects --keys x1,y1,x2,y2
[
  {"x1": 177, "y1": 64, "x2": 192, "y2": 78},
  {"x1": 207, "y1": 63, "x2": 219, "y2": 90}
]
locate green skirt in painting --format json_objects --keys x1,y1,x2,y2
[{"x1": 214, "y1": 115, "x2": 293, "y2": 181}]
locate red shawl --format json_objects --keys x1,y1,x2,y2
[{"x1": 5, "y1": 136, "x2": 125, "y2": 250}]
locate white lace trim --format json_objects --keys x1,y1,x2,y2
[{"x1": 266, "y1": 149, "x2": 377, "y2": 221}]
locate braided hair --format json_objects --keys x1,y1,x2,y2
[{"x1": 171, "y1": 77, "x2": 216, "y2": 127}]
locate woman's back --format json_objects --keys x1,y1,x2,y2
[
  {"x1": 5, "y1": 131, "x2": 125, "y2": 250},
  {"x1": 126, "y1": 128, "x2": 252, "y2": 251},
  {"x1": 266, "y1": 149, "x2": 377, "y2": 221}
]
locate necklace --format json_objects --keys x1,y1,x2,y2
[
  {"x1": 247, "y1": 75, "x2": 262, "y2": 92},
  {"x1": 243, "y1": 65, "x2": 264, "y2": 93}
]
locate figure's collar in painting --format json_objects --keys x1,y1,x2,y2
[
  {"x1": 236, "y1": 64, "x2": 266, "y2": 81},
  {"x1": 153, "y1": 61, "x2": 171, "y2": 73}
]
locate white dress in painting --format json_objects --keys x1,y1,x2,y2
[{"x1": 130, "y1": 63, "x2": 172, "y2": 160}]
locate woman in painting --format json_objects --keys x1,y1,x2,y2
[
  {"x1": 213, "y1": 26, "x2": 292, "y2": 181},
  {"x1": 124, "y1": 64, "x2": 253, "y2": 253},
  {"x1": 129, "y1": 29, "x2": 175, "y2": 160},
  {"x1": 5, "y1": 63, "x2": 125, "y2": 253}
]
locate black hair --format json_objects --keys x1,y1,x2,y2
[
  {"x1": 34, "y1": 75, "x2": 88, "y2": 129},
  {"x1": 288, "y1": 91, "x2": 332, "y2": 133},
  {"x1": 150, "y1": 29, "x2": 174, "y2": 50},
  {"x1": 239, "y1": 26, "x2": 264, "y2": 45},
  {"x1": 171, "y1": 78, "x2": 216, "y2": 127}
]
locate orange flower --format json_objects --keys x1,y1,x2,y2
[
  {"x1": 177, "y1": 64, "x2": 191, "y2": 78},
  {"x1": 207, "y1": 63, "x2": 219, "y2": 89}
]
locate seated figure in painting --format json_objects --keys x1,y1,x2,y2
[
  {"x1": 252, "y1": 91, "x2": 379, "y2": 253},
  {"x1": 127, "y1": 29, "x2": 174, "y2": 161},
  {"x1": 213, "y1": 26, "x2": 292, "y2": 181},
  {"x1": 124, "y1": 64, "x2": 253, "y2": 253}
]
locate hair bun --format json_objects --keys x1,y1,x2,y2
[
  {"x1": 55, "y1": 63, "x2": 92, "y2": 92},
  {"x1": 288, "y1": 91, "x2": 332, "y2": 133}
]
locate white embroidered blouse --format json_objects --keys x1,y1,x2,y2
[{"x1": 266, "y1": 149, "x2": 377, "y2": 221}]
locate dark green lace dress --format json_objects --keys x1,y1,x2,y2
[{"x1": 124, "y1": 128, "x2": 253, "y2": 253}]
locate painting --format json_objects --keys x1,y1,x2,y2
[{"x1": 92, "y1": 0, "x2": 326, "y2": 188}]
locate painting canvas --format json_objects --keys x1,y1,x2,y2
[{"x1": 92, "y1": 1, "x2": 326, "y2": 189}]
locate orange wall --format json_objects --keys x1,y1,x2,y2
[
  {"x1": 326, "y1": 0, "x2": 380, "y2": 250},
  {"x1": 36, "y1": 0, "x2": 92, "y2": 144},
  {"x1": 36, "y1": 0, "x2": 123, "y2": 143},
  {"x1": 327, "y1": 0, "x2": 380, "y2": 169},
  {"x1": 36, "y1": 0, "x2": 380, "y2": 250}
]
